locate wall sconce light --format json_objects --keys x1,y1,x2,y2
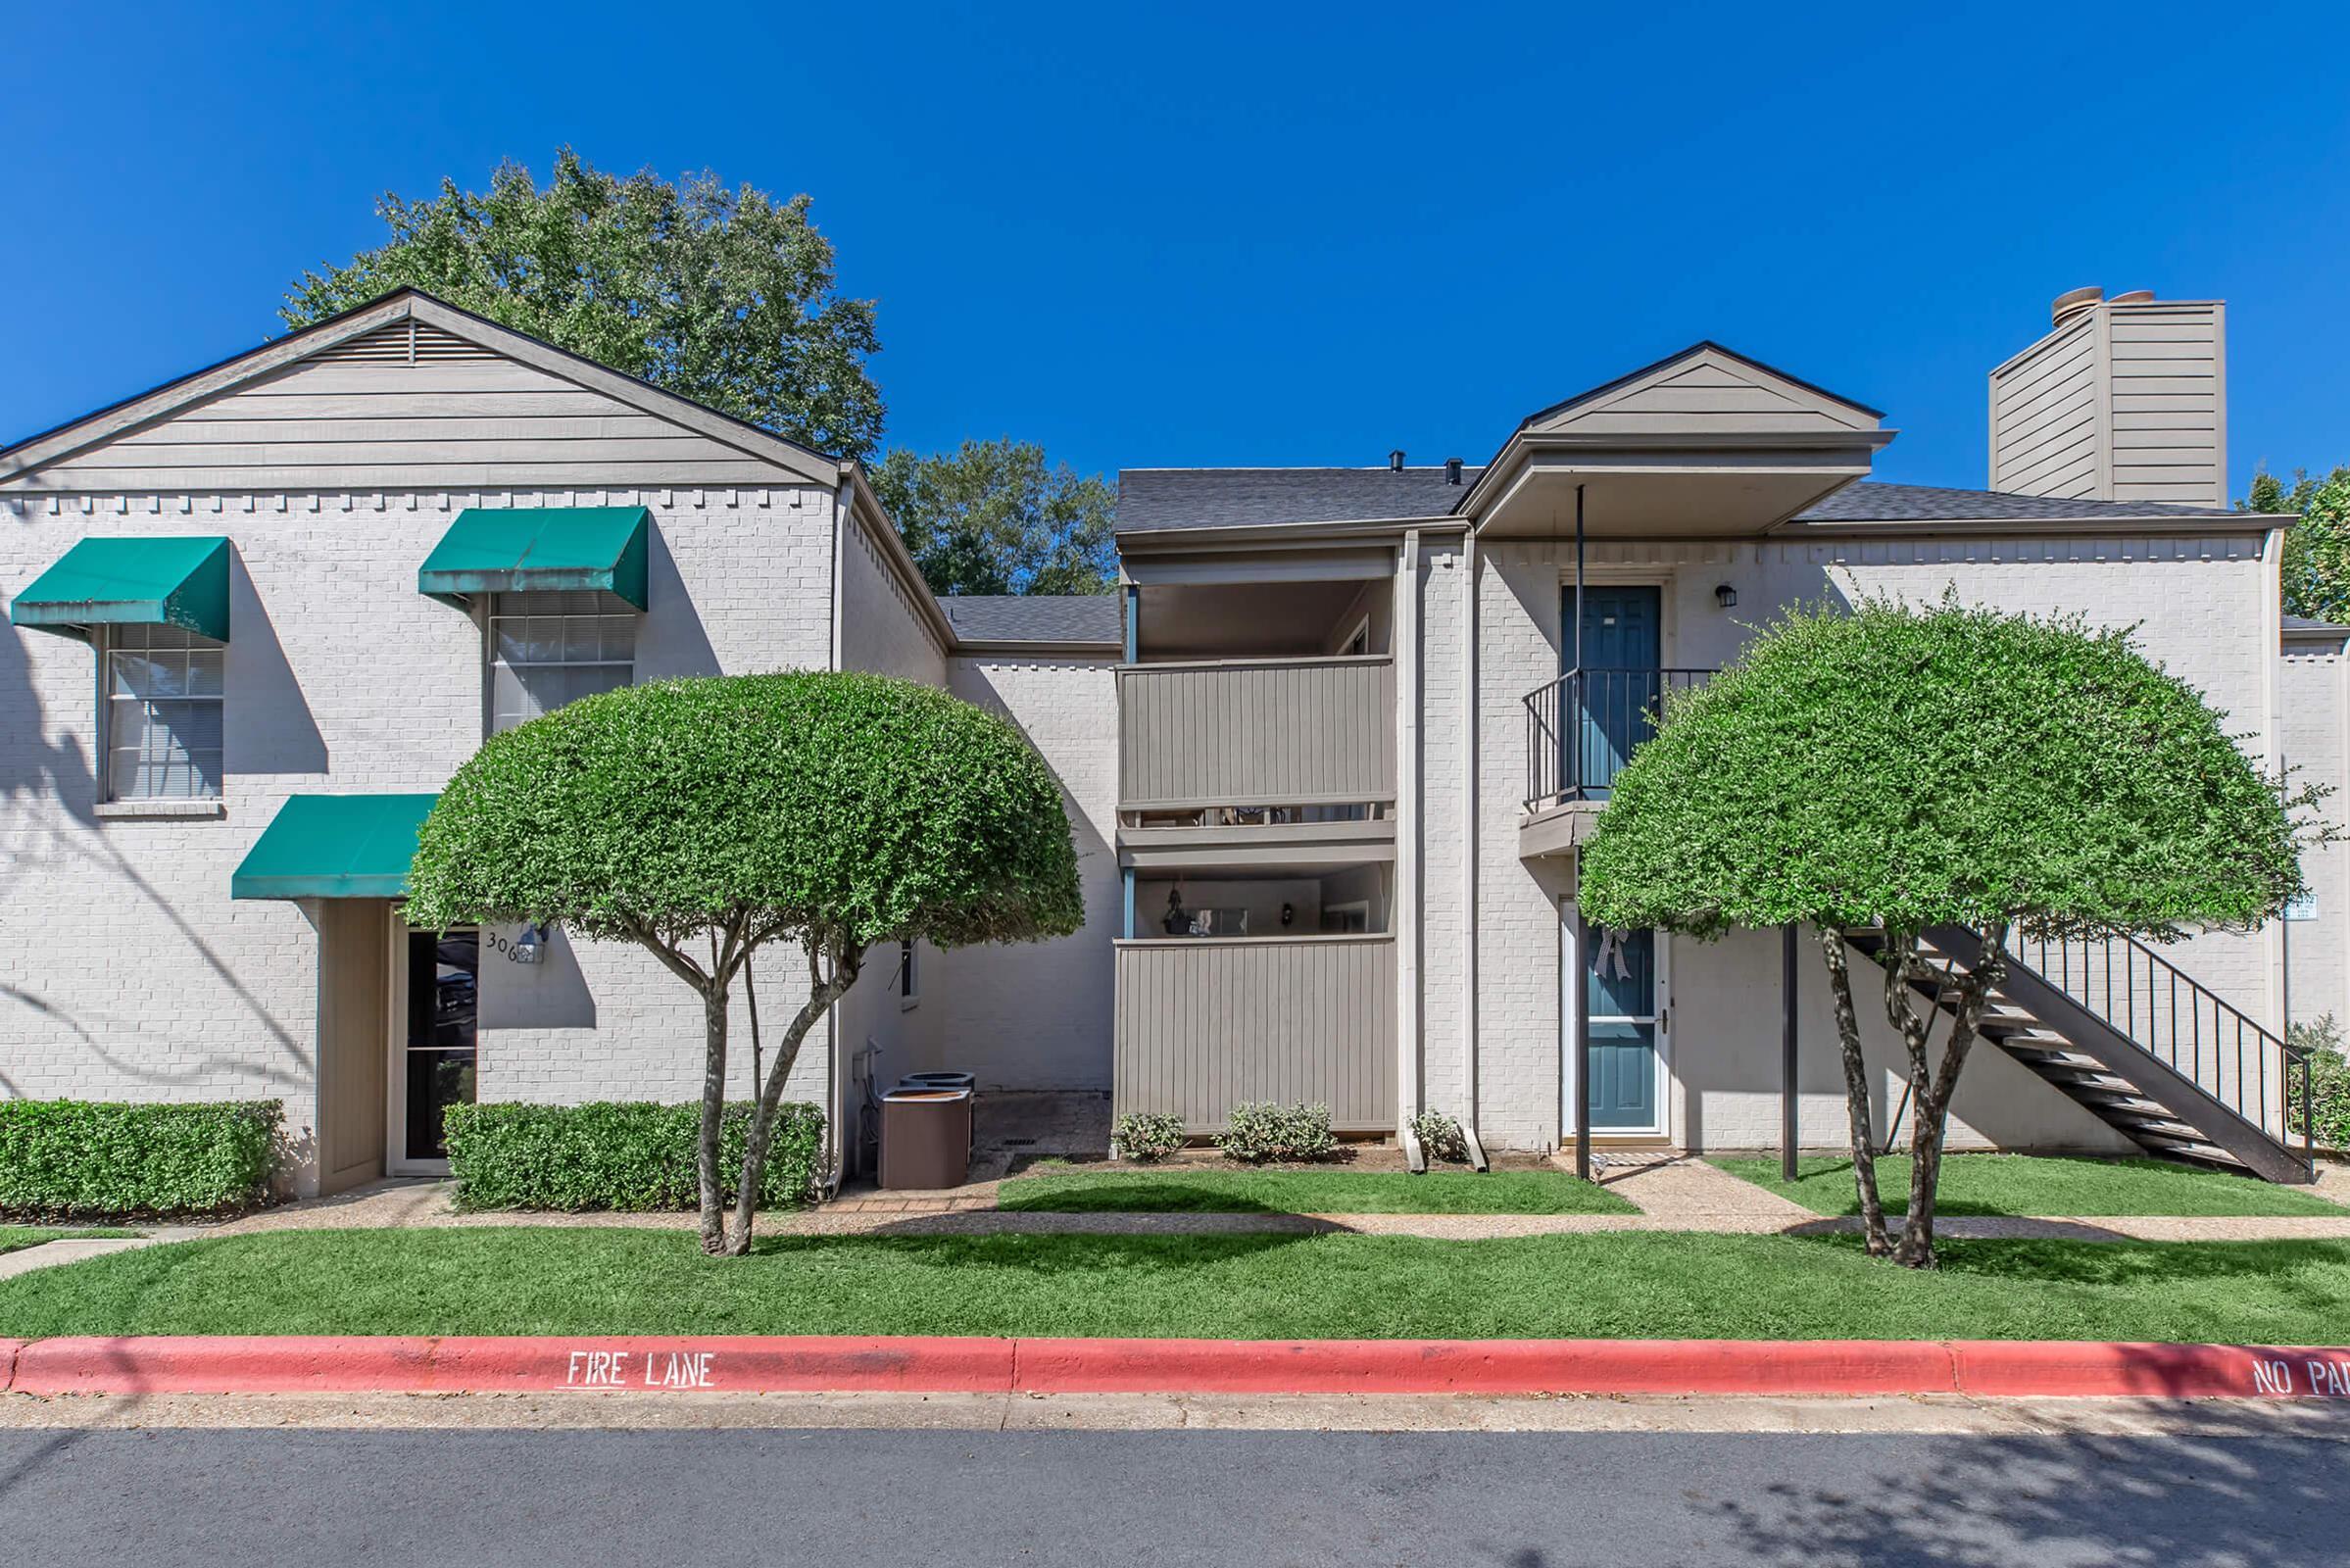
[
  {"x1": 1714, "y1": 583, "x2": 1738, "y2": 610},
  {"x1": 514, "y1": 922, "x2": 546, "y2": 964}
]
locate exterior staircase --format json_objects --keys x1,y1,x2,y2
[{"x1": 1844, "y1": 924, "x2": 2316, "y2": 1185}]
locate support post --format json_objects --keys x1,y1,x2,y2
[
  {"x1": 1781, "y1": 922, "x2": 1799, "y2": 1182},
  {"x1": 1575, "y1": 902, "x2": 1592, "y2": 1182},
  {"x1": 1122, "y1": 868, "x2": 1136, "y2": 941}
]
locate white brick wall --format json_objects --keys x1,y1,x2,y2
[
  {"x1": 1, "y1": 484, "x2": 844, "y2": 1192},
  {"x1": 2282, "y1": 641, "x2": 2349, "y2": 1032},
  {"x1": 1415, "y1": 540, "x2": 1468, "y2": 1124},
  {"x1": 924, "y1": 656, "x2": 1121, "y2": 1090},
  {"x1": 1450, "y1": 529, "x2": 2289, "y2": 1151}
]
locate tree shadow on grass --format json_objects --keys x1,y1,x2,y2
[
  {"x1": 994, "y1": 1179, "x2": 1293, "y2": 1215},
  {"x1": 745, "y1": 1227, "x2": 1318, "y2": 1275}
]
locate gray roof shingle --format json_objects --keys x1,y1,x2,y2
[
  {"x1": 1118, "y1": 466, "x2": 1481, "y2": 532},
  {"x1": 1793, "y1": 482, "x2": 2238, "y2": 523},
  {"x1": 1113, "y1": 471, "x2": 2244, "y2": 533},
  {"x1": 939, "y1": 594, "x2": 1123, "y2": 646}
]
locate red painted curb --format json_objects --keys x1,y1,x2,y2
[
  {"x1": 430, "y1": 1336, "x2": 1016, "y2": 1395},
  {"x1": 0, "y1": 1340, "x2": 22, "y2": 1395},
  {"x1": 7, "y1": 1335, "x2": 2349, "y2": 1399},
  {"x1": 1012, "y1": 1338, "x2": 1961, "y2": 1396},
  {"x1": 11, "y1": 1337, "x2": 437, "y2": 1396},
  {"x1": 1948, "y1": 1341, "x2": 2350, "y2": 1399}
]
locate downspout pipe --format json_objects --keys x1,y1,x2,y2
[
  {"x1": 1396, "y1": 529, "x2": 1426, "y2": 1173},
  {"x1": 1572, "y1": 483, "x2": 1591, "y2": 1183},
  {"x1": 821, "y1": 469, "x2": 853, "y2": 1198},
  {"x1": 1458, "y1": 529, "x2": 1489, "y2": 1170}
]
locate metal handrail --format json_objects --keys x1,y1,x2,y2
[
  {"x1": 2011, "y1": 931, "x2": 2315, "y2": 1174},
  {"x1": 1522, "y1": 667, "x2": 1717, "y2": 808}
]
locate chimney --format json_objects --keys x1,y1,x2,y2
[
  {"x1": 1444, "y1": 457, "x2": 1463, "y2": 485},
  {"x1": 1388, "y1": 449, "x2": 1406, "y2": 472},
  {"x1": 1988, "y1": 287, "x2": 2227, "y2": 508}
]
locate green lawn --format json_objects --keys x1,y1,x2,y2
[
  {"x1": 1712, "y1": 1153, "x2": 2347, "y2": 1218},
  {"x1": 994, "y1": 1167, "x2": 1636, "y2": 1214},
  {"x1": 0, "y1": 1226, "x2": 136, "y2": 1256},
  {"x1": 3, "y1": 1227, "x2": 2349, "y2": 1344}
]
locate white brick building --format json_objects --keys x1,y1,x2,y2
[{"x1": 1, "y1": 284, "x2": 2334, "y2": 1195}]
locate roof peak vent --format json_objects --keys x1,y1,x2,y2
[
  {"x1": 2051, "y1": 285, "x2": 2104, "y2": 328},
  {"x1": 1388, "y1": 449, "x2": 1405, "y2": 472},
  {"x1": 1444, "y1": 457, "x2": 1463, "y2": 485}
]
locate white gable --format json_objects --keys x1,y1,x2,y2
[
  {"x1": 0, "y1": 295, "x2": 838, "y2": 495},
  {"x1": 1528, "y1": 346, "x2": 1881, "y2": 439}
]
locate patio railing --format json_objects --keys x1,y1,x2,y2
[{"x1": 1523, "y1": 667, "x2": 1715, "y2": 809}]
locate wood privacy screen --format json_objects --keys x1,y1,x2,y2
[
  {"x1": 1117, "y1": 657, "x2": 1395, "y2": 810},
  {"x1": 1112, "y1": 935, "x2": 1397, "y2": 1134}
]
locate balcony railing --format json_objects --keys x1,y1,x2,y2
[
  {"x1": 1112, "y1": 935, "x2": 1397, "y2": 1134},
  {"x1": 1523, "y1": 667, "x2": 1716, "y2": 809},
  {"x1": 1118, "y1": 656, "x2": 1395, "y2": 811}
]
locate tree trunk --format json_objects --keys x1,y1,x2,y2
[
  {"x1": 697, "y1": 980, "x2": 731, "y2": 1255},
  {"x1": 1815, "y1": 924, "x2": 1890, "y2": 1255},
  {"x1": 719, "y1": 936, "x2": 863, "y2": 1256},
  {"x1": 1893, "y1": 922, "x2": 2008, "y2": 1269}
]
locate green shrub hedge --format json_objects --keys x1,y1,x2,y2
[
  {"x1": 1219, "y1": 1102, "x2": 1338, "y2": 1163},
  {"x1": 0, "y1": 1100, "x2": 282, "y2": 1220},
  {"x1": 2289, "y1": 1016, "x2": 2350, "y2": 1152},
  {"x1": 444, "y1": 1101, "x2": 825, "y2": 1211}
]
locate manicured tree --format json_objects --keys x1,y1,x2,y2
[
  {"x1": 405, "y1": 671, "x2": 1083, "y2": 1255},
  {"x1": 1579, "y1": 594, "x2": 2315, "y2": 1266}
]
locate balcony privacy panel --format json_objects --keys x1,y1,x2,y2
[
  {"x1": 1118, "y1": 657, "x2": 1395, "y2": 808},
  {"x1": 1113, "y1": 936, "x2": 1396, "y2": 1134}
]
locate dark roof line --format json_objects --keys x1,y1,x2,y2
[{"x1": 937, "y1": 593, "x2": 1123, "y2": 646}]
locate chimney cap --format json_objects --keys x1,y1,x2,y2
[
  {"x1": 2051, "y1": 285, "x2": 2104, "y2": 327},
  {"x1": 1388, "y1": 449, "x2": 1405, "y2": 472},
  {"x1": 2109, "y1": 289, "x2": 2156, "y2": 305},
  {"x1": 1444, "y1": 457, "x2": 1463, "y2": 484}
]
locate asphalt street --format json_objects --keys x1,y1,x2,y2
[{"x1": 6, "y1": 1416, "x2": 2345, "y2": 1566}]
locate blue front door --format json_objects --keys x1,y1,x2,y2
[
  {"x1": 1585, "y1": 922, "x2": 1659, "y2": 1130},
  {"x1": 1563, "y1": 585, "x2": 1662, "y2": 796}
]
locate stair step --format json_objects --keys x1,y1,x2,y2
[
  {"x1": 2073, "y1": 1089, "x2": 2174, "y2": 1116},
  {"x1": 2004, "y1": 1042, "x2": 2096, "y2": 1067},
  {"x1": 2038, "y1": 1068, "x2": 2143, "y2": 1095},
  {"x1": 2133, "y1": 1132, "x2": 2248, "y2": 1166},
  {"x1": 2102, "y1": 1113, "x2": 2204, "y2": 1140}
]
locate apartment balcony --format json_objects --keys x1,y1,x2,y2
[
  {"x1": 1117, "y1": 655, "x2": 1396, "y2": 815},
  {"x1": 1112, "y1": 934, "x2": 1397, "y2": 1135},
  {"x1": 1520, "y1": 666, "x2": 1715, "y2": 858}
]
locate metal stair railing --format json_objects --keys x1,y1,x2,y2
[{"x1": 2004, "y1": 930, "x2": 2315, "y2": 1177}]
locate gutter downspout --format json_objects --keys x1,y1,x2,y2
[
  {"x1": 1572, "y1": 483, "x2": 1592, "y2": 1182},
  {"x1": 1458, "y1": 529, "x2": 1489, "y2": 1170},
  {"x1": 1396, "y1": 529, "x2": 1425, "y2": 1172},
  {"x1": 821, "y1": 469, "x2": 852, "y2": 1198}
]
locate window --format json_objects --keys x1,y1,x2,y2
[
  {"x1": 899, "y1": 939, "x2": 919, "y2": 1009},
  {"x1": 105, "y1": 623, "x2": 223, "y2": 800},
  {"x1": 487, "y1": 591, "x2": 636, "y2": 734}
]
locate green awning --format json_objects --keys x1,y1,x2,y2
[
  {"x1": 10, "y1": 535, "x2": 231, "y2": 642},
  {"x1": 417, "y1": 506, "x2": 650, "y2": 609},
  {"x1": 230, "y1": 794, "x2": 439, "y2": 900}
]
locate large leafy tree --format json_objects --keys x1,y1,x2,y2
[
  {"x1": 2242, "y1": 466, "x2": 2350, "y2": 623},
  {"x1": 874, "y1": 438, "x2": 1118, "y2": 595},
  {"x1": 1579, "y1": 596, "x2": 2312, "y2": 1267},
  {"x1": 405, "y1": 671, "x2": 1083, "y2": 1255},
  {"x1": 283, "y1": 150, "x2": 886, "y2": 462}
]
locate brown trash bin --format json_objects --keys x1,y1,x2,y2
[{"x1": 879, "y1": 1087, "x2": 973, "y2": 1190}]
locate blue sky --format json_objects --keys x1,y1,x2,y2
[{"x1": 5, "y1": 2, "x2": 2347, "y2": 498}]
